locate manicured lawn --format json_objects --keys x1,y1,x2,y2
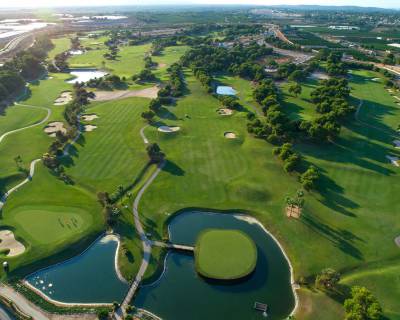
[
  {"x1": 1, "y1": 163, "x2": 102, "y2": 277},
  {"x1": 341, "y1": 263, "x2": 400, "y2": 320},
  {"x1": 0, "y1": 105, "x2": 47, "y2": 137},
  {"x1": 0, "y1": 74, "x2": 72, "y2": 193},
  {"x1": 48, "y1": 37, "x2": 71, "y2": 60},
  {"x1": 64, "y1": 97, "x2": 150, "y2": 192},
  {"x1": 195, "y1": 229, "x2": 257, "y2": 280},
  {"x1": 69, "y1": 43, "x2": 151, "y2": 78}
]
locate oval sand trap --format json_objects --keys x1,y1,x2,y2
[
  {"x1": 82, "y1": 114, "x2": 99, "y2": 121},
  {"x1": 395, "y1": 236, "x2": 400, "y2": 247},
  {"x1": 217, "y1": 108, "x2": 233, "y2": 116},
  {"x1": 44, "y1": 122, "x2": 67, "y2": 137},
  {"x1": 224, "y1": 132, "x2": 236, "y2": 139},
  {"x1": 84, "y1": 125, "x2": 97, "y2": 132},
  {"x1": 0, "y1": 230, "x2": 25, "y2": 257},
  {"x1": 158, "y1": 126, "x2": 180, "y2": 133},
  {"x1": 54, "y1": 91, "x2": 72, "y2": 105}
]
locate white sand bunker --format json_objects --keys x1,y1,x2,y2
[
  {"x1": 371, "y1": 78, "x2": 380, "y2": 82},
  {"x1": 310, "y1": 71, "x2": 330, "y2": 80},
  {"x1": 93, "y1": 86, "x2": 160, "y2": 101},
  {"x1": 224, "y1": 132, "x2": 237, "y2": 139},
  {"x1": 158, "y1": 126, "x2": 180, "y2": 133},
  {"x1": 44, "y1": 122, "x2": 67, "y2": 137},
  {"x1": 386, "y1": 155, "x2": 400, "y2": 167},
  {"x1": 0, "y1": 230, "x2": 25, "y2": 257},
  {"x1": 54, "y1": 91, "x2": 72, "y2": 105},
  {"x1": 395, "y1": 236, "x2": 400, "y2": 247},
  {"x1": 82, "y1": 114, "x2": 99, "y2": 121},
  {"x1": 84, "y1": 125, "x2": 97, "y2": 132},
  {"x1": 393, "y1": 140, "x2": 400, "y2": 148},
  {"x1": 217, "y1": 108, "x2": 233, "y2": 116}
]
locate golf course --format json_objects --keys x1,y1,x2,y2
[{"x1": 0, "y1": 25, "x2": 399, "y2": 320}]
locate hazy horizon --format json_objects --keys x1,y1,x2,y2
[{"x1": 0, "y1": 0, "x2": 399, "y2": 10}]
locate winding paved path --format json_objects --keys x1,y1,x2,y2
[
  {"x1": 140, "y1": 125, "x2": 149, "y2": 144},
  {"x1": 0, "y1": 103, "x2": 51, "y2": 144},
  {"x1": 115, "y1": 161, "x2": 165, "y2": 320}
]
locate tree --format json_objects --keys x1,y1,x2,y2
[
  {"x1": 146, "y1": 143, "x2": 165, "y2": 163},
  {"x1": 344, "y1": 286, "x2": 382, "y2": 320},
  {"x1": 96, "y1": 309, "x2": 109, "y2": 320},
  {"x1": 141, "y1": 110, "x2": 155, "y2": 122},
  {"x1": 300, "y1": 165, "x2": 320, "y2": 191},
  {"x1": 315, "y1": 268, "x2": 340, "y2": 290},
  {"x1": 288, "y1": 83, "x2": 302, "y2": 97}
]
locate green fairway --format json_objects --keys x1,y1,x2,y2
[
  {"x1": 48, "y1": 37, "x2": 71, "y2": 60},
  {"x1": 195, "y1": 229, "x2": 257, "y2": 280},
  {"x1": 65, "y1": 97, "x2": 149, "y2": 192},
  {"x1": 0, "y1": 105, "x2": 47, "y2": 137},
  {"x1": 0, "y1": 73, "x2": 72, "y2": 193},
  {"x1": 68, "y1": 43, "x2": 151, "y2": 78},
  {"x1": 153, "y1": 45, "x2": 189, "y2": 80}
]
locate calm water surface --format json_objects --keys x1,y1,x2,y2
[
  {"x1": 134, "y1": 211, "x2": 295, "y2": 320},
  {"x1": 26, "y1": 235, "x2": 128, "y2": 303}
]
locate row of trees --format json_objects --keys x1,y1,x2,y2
[{"x1": 0, "y1": 35, "x2": 54, "y2": 105}]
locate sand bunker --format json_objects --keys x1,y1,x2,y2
[
  {"x1": 393, "y1": 140, "x2": 400, "y2": 148},
  {"x1": 44, "y1": 122, "x2": 67, "y2": 137},
  {"x1": 310, "y1": 71, "x2": 330, "y2": 80},
  {"x1": 386, "y1": 155, "x2": 400, "y2": 167},
  {"x1": 84, "y1": 125, "x2": 97, "y2": 132},
  {"x1": 371, "y1": 78, "x2": 381, "y2": 82},
  {"x1": 394, "y1": 96, "x2": 400, "y2": 101},
  {"x1": 395, "y1": 236, "x2": 400, "y2": 247},
  {"x1": 82, "y1": 114, "x2": 99, "y2": 121},
  {"x1": 54, "y1": 91, "x2": 73, "y2": 105},
  {"x1": 158, "y1": 126, "x2": 180, "y2": 133},
  {"x1": 158, "y1": 63, "x2": 167, "y2": 68},
  {"x1": 93, "y1": 86, "x2": 159, "y2": 101},
  {"x1": 0, "y1": 230, "x2": 25, "y2": 257},
  {"x1": 224, "y1": 132, "x2": 237, "y2": 139},
  {"x1": 286, "y1": 206, "x2": 302, "y2": 219},
  {"x1": 217, "y1": 108, "x2": 233, "y2": 116}
]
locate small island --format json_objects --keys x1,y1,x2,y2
[{"x1": 195, "y1": 229, "x2": 257, "y2": 280}]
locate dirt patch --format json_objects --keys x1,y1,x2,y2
[
  {"x1": 82, "y1": 114, "x2": 99, "y2": 121},
  {"x1": 224, "y1": 132, "x2": 236, "y2": 139},
  {"x1": 386, "y1": 155, "x2": 399, "y2": 167},
  {"x1": 0, "y1": 230, "x2": 25, "y2": 257},
  {"x1": 93, "y1": 86, "x2": 159, "y2": 101},
  {"x1": 217, "y1": 108, "x2": 233, "y2": 116},
  {"x1": 286, "y1": 205, "x2": 302, "y2": 218},
  {"x1": 84, "y1": 125, "x2": 97, "y2": 132},
  {"x1": 158, "y1": 63, "x2": 167, "y2": 68},
  {"x1": 44, "y1": 122, "x2": 67, "y2": 137},
  {"x1": 158, "y1": 126, "x2": 180, "y2": 133},
  {"x1": 54, "y1": 91, "x2": 73, "y2": 105}
]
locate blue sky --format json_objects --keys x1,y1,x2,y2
[{"x1": 0, "y1": 0, "x2": 399, "y2": 9}]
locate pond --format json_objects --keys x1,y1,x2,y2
[
  {"x1": 67, "y1": 69, "x2": 107, "y2": 84},
  {"x1": 216, "y1": 86, "x2": 237, "y2": 96},
  {"x1": 134, "y1": 211, "x2": 295, "y2": 320},
  {"x1": 25, "y1": 234, "x2": 128, "y2": 304}
]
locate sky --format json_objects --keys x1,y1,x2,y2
[{"x1": 0, "y1": 0, "x2": 399, "y2": 9}]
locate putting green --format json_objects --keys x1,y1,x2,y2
[
  {"x1": 8, "y1": 206, "x2": 92, "y2": 244},
  {"x1": 195, "y1": 229, "x2": 257, "y2": 280}
]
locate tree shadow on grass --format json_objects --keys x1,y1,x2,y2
[
  {"x1": 162, "y1": 159, "x2": 185, "y2": 176},
  {"x1": 157, "y1": 107, "x2": 178, "y2": 121},
  {"x1": 300, "y1": 213, "x2": 364, "y2": 260}
]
